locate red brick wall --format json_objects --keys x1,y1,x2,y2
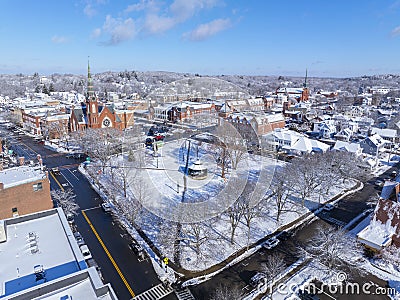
[{"x1": 0, "y1": 178, "x2": 52, "y2": 219}]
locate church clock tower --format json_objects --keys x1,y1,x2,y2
[{"x1": 86, "y1": 58, "x2": 99, "y2": 128}]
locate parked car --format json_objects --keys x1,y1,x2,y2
[
  {"x1": 129, "y1": 240, "x2": 144, "y2": 256},
  {"x1": 101, "y1": 202, "x2": 112, "y2": 212},
  {"x1": 323, "y1": 203, "x2": 335, "y2": 211},
  {"x1": 79, "y1": 244, "x2": 92, "y2": 260},
  {"x1": 391, "y1": 170, "x2": 397, "y2": 177},
  {"x1": 250, "y1": 272, "x2": 266, "y2": 286},
  {"x1": 74, "y1": 232, "x2": 85, "y2": 246},
  {"x1": 66, "y1": 213, "x2": 74, "y2": 225},
  {"x1": 262, "y1": 236, "x2": 280, "y2": 249}
]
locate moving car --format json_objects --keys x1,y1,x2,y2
[
  {"x1": 51, "y1": 167, "x2": 61, "y2": 175},
  {"x1": 374, "y1": 179, "x2": 384, "y2": 187},
  {"x1": 262, "y1": 236, "x2": 280, "y2": 249}
]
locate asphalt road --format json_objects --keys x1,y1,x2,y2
[
  {"x1": 1, "y1": 128, "x2": 176, "y2": 300},
  {"x1": 2, "y1": 126, "x2": 396, "y2": 300},
  {"x1": 190, "y1": 171, "x2": 396, "y2": 300}
]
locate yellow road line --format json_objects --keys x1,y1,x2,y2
[
  {"x1": 49, "y1": 171, "x2": 64, "y2": 192},
  {"x1": 81, "y1": 210, "x2": 136, "y2": 297}
]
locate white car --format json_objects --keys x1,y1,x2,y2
[
  {"x1": 262, "y1": 236, "x2": 280, "y2": 249},
  {"x1": 101, "y1": 203, "x2": 112, "y2": 212},
  {"x1": 79, "y1": 244, "x2": 92, "y2": 260}
]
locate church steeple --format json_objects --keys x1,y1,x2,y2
[
  {"x1": 86, "y1": 57, "x2": 99, "y2": 128},
  {"x1": 87, "y1": 57, "x2": 95, "y2": 99},
  {"x1": 303, "y1": 69, "x2": 308, "y2": 88}
]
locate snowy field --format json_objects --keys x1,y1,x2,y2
[{"x1": 84, "y1": 138, "x2": 358, "y2": 272}]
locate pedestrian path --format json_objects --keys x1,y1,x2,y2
[
  {"x1": 174, "y1": 288, "x2": 195, "y2": 300},
  {"x1": 132, "y1": 283, "x2": 173, "y2": 300}
]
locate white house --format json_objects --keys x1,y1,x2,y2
[{"x1": 332, "y1": 140, "x2": 362, "y2": 156}]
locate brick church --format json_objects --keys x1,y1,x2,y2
[{"x1": 70, "y1": 62, "x2": 134, "y2": 132}]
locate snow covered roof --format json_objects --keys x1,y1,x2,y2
[
  {"x1": 0, "y1": 166, "x2": 47, "y2": 189},
  {"x1": 357, "y1": 220, "x2": 394, "y2": 251},
  {"x1": 367, "y1": 134, "x2": 386, "y2": 147},
  {"x1": 0, "y1": 209, "x2": 90, "y2": 298},
  {"x1": 371, "y1": 128, "x2": 397, "y2": 139},
  {"x1": 276, "y1": 87, "x2": 304, "y2": 94},
  {"x1": 332, "y1": 141, "x2": 360, "y2": 153},
  {"x1": 289, "y1": 137, "x2": 330, "y2": 153}
]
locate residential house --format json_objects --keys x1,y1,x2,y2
[
  {"x1": 332, "y1": 140, "x2": 362, "y2": 156},
  {"x1": 357, "y1": 180, "x2": 400, "y2": 251},
  {"x1": 370, "y1": 128, "x2": 397, "y2": 145},
  {"x1": 313, "y1": 120, "x2": 337, "y2": 139},
  {"x1": 360, "y1": 134, "x2": 386, "y2": 156},
  {"x1": 268, "y1": 128, "x2": 330, "y2": 155}
]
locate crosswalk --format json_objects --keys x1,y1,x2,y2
[
  {"x1": 132, "y1": 283, "x2": 173, "y2": 300},
  {"x1": 174, "y1": 288, "x2": 196, "y2": 300}
]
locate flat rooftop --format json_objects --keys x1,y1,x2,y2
[
  {"x1": 0, "y1": 165, "x2": 47, "y2": 189},
  {"x1": 0, "y1": 209, "x2": 87, "y2": 298}
]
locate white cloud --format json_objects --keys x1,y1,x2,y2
[
  {"x1": 91, "y1": 28, "x2": 102, "y2": 39},
  {"x1": 144, "y1": 13, "x2": 176, "y2": 34},
  {"x1": 140, "y1": 0, "x2": 221, "y2": 35},
  {"x1": 391, "y1": 26, "x2": 400, "y2": 37},
  {"x1": 84, "y1": 4, "x2": 96, "y2": 17},
  {"x1": 183, "y1": 18, "x2": 231, "y2": 41},
  {"x1": 51, "y1": 35, "x2": 68, "y2": 44},
  {"x1": 170, "y1": 0, "x2": 220, "y2": 22},
  {"x1": 124, "y1": 0, "x2": 147, "y2": 13},
  {"x1": 102, "y1": 15, "x2": 136, "y2": 45}
]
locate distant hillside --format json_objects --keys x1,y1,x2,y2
[{"x1": 1, "y1": 71, "x2": 400, "y2": 99}]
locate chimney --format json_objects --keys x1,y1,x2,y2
[{"x1": 19, "y1": 156, "x2": 25, "y2": 166}]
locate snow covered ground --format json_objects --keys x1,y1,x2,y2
[{"x1": 83, "y1": 139, "x2": 359, "y2": 273}]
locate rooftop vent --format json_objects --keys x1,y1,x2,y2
[{"x1": 34, "y1": 264, "x2": 46, "y2": 282}]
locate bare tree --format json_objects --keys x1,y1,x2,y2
[
  {"x1": 50, "y1": 189, "x2": 79, "y2": 216},
  {"x1": 213, "y1": 122, "x2": 247, "y2": 178},
  {"x1": 182, "y1": 222, "x2": 210, "y2": 258},
  {"x1": 225, "y1": 198, "x2": 245, "y2": 245},
  {"x1": 269, "y1": 166, "x2": 295, "y2": 222},
  {"x1": 300, "y1": 224, "x2": 364, "y2": 274},
  {"x1": 261, "y1": 253, "x2": 286, "y2": 290},
  {"x1": 290, "y1": 155, "x2": 322, "y2": 206},
  {"x1": 73, "y1": 128, "x2": 122, "y2": 172},
  {"x1": 210, "y1": 284, "x2": 243, "y2": 300}
]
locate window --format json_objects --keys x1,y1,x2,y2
[
  {"x1": 12, "y1": 207, "x2": 18, "y2": 217},
  {"x1": 33, "y1": 182, "x2": 43, "y2": 191}
]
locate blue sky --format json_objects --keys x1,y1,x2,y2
[{"x1": 1, "y1": 0, "x2": 400, "y2": 77}]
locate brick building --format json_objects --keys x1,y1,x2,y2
[
  {"x1": 70, "y1": 62, "x2": 135, "y2": 132},
  {"x1": 357, "y1": 180, "x2": 400, "y2": 251},
  {"x1": 0, "y1": 165, "x2": 52, "y2": 219}
]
